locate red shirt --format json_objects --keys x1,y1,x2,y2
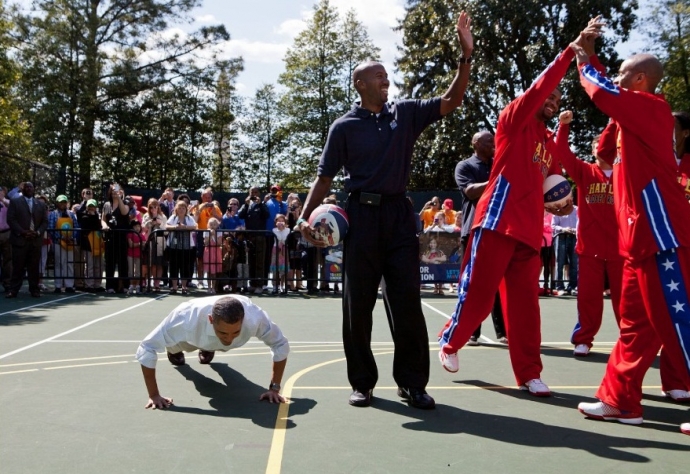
[
  {"x1": 556, "y1": 123, "x2": 619, "y2": 260},
  {"x1": 472, "y1": 48, "x2": 573, "y2": 251},
  {"x1": 581, "y1": 60, "x2": 690, "y2": 261}
]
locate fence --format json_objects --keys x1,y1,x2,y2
[{"x1": 34, "y1": 228, "x2": 575, "y2": 294}]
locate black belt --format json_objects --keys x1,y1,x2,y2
[
  {"x1": 0, "y1": 229, "x2": 9, "y2": 234},
  {"x1": 348, "y1": 191, "x2": 406, "y2": 206}
]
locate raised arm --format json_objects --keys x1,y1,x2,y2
[{"x1": 439, "y1": 11, "x2": 474, "y2": 116}]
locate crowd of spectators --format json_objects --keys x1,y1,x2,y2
[{"x1": 0, "y1": 182, "x2": 580, "y2": 299}]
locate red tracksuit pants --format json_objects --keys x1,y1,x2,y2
[
  {"x1": 571, "y1": 254, "x2": 623, "y2": 347},
  {"x1": 595, "y1": 249, "x2": 690, "y2": 413},
  {"x1": 439, "y1": 229, "x2": 543, "y2": 385}
]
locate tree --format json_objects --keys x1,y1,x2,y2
[
  {"x1": 238, "y1": 84, "x2": 288, "y2": 191},
  {"x1": 12, "y1": 0, "x2": 232, "y2": 194},
  {"x1": 0, "y1": 0, "x2": 32, "y2": 187},
  {"x1": 645, "y1": 1, "x2": 690, "y2": 111},
  {"x1": 396, "y1": 0, "x2": 637, "y2": 190},
  {"x1": 279, "y1": 0, "x2": 380, "y2": 187}
]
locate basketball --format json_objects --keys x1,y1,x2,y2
[
  {"x1": 308, "y1": 204, "x2": 349, "y2": 246},
  {"x1": 543, "y1": 174, "x2": 572, "y2": 206}
]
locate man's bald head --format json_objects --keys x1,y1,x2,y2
[
  {"x1": 471, "y1": 130, "x2": 495, "y2": 161},
  {"x1": 618, "y1": 54, "x2": 664, "y2": 92},
  {"x1": 353, "y1": 61, "x2": 384, "y2": 92},
  {"x1": 471, "y1": 131, "x2": 493, "y2": 147}
]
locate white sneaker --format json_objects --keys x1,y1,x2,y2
[
  {"x1": 578, "y1": 401, "x2": 643, "y2": 425},
  {"x1": 519, "y1": 378, "x2": 551, "y2": 397},
  {"x1": 439, "y1": 350, "x2": 459, "y2": 373},
  {"x1": 466, "y1": 337, "x2": 480, "y2": 346},
  {"x1": 681, "y1": 423, "x2": 690, "y2": 435},
  {"x1": 662, "y1": 389, "x2": 690, "y2": 403},
  {"x1": 571, "y1": 288, "x2": 578, "y2": 296},
  {"x1": 573, "y1": 344, "x2": 590, "y2": 357}
]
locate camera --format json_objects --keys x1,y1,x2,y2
[
  {"x1": 113, "y1": 183, "x2": 121, "y2": 192},
  {"x1": 290, "y1": 204, "x2": 297, "y2": 211}
]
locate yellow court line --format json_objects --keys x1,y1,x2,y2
[
  {"x1": 0, "y1": 369, "x2": 39, "y2": 375},
  {"x1": 264, "y1": 351, "x2": 394, "y2": 474},
  {"x1": 44, "y1": 361, "x2": 130, "y2": 370}
]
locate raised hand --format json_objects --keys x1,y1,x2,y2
[
  {"x1": 456, "y1": 11, "x2": 474, "y2": 57},
  {"x1": 575, "y1": 15, "x2": 605, "y2": 56},
  {"x1": 569, "y1": 42, "x2": 590, "y2": 66},
  {"x1": 559, "y1": 110, "x2": 573, "y2": 125}
]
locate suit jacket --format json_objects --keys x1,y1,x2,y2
[{"x1": 7, "y1": 195, "x2": 48, "y2": 246}]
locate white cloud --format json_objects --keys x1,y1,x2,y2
[
  {"x1": 194, "y1": 14, "x2": 217, "y2": 24},
  {"x1": 223, "y1": 38, "x2": 289, "y2": 64}
]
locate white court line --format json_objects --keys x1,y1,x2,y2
[
  {"x1": 422, "y1": 300, "x2": 495, "y2": 344},
  {"x1": 0, "y1": 293, "x2": 85, "y2": 317},
  {"x1": 0, "y1": 296, "x2": 165, "y2": 360}
]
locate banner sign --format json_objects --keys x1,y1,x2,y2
[{"x1": 419, "y1": 231, "x2": 462, "y2": 283}]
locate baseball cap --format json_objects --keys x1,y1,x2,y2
[
  {"x1": 270, "y1": 184, "x2": 282, "y2": 193},
  {"x1": 443, "y1": 198, "x2": 454, "y2": 209},
  {"x1": 56, "y1": 195, "x2": 68, "y2": 203},
  {"x1": 87, "y1": 199, "x2": 98, "y2": 207}
]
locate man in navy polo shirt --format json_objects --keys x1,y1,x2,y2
[{"x1": 296, "y1": 12, "x2": 474, "y2": 409}]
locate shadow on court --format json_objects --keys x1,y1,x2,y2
[
  {"x1": 371, "y1": 393, "x2": 690, "y2": 463},
  {"x1": 170, "y1": 363, "x2": 316, "y2": 429}
]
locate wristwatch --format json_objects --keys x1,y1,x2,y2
[{"x1": 269, "y1": 382, "x2": 281, "y2": 392}]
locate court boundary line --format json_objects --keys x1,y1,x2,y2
[
  {"x1": 0, "y1": 293, "x2": 85, "y2": 317},
  {"x1": 0, "y1": 296, "x2": 166, "y2": 360}
]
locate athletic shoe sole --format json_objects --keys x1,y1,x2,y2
[{"x1": 578, "y1": 407, "x2": 643, "y2": 425}]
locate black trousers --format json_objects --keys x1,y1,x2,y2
[
  {"x1": 105, "y1": 234, "x2": 129, "y2": 290},
  {"x1": 461, "y1": 238, "x2": 507, "y2": 340},
  {"x1": 342, "y1": 196, "x2": 430, "y2": 391},
  {"x1": 10, "y1": 238, "x2": 42, "y2": 293}
]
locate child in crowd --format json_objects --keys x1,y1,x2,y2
[
  {"x1": 235, "y1": 231, "x2": 252, "y2": 293},
  {"x1": 77, "y1": 199, "x2": 104, "y2": 291},
  {"x1": 271, "y1": 214, "x2": 289, "y2": 295},
  {"x1": 203, "y1": 217, "x2": 223, "y2": 293},
  {"x1": 221, "y1": 235, "x2": 237, "y2": 292},
  {"x1": 127, "y1": 220, "x2": 144, "y2": 294},
  {"x1": 421, "y1": 237, "x2": 447, "y2": 295}
]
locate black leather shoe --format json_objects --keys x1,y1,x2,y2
[
  {"x1": 167, "y1": 351, "x2": 185, "y2": 366},
  {"x1": 348, "y1": 388, "x2": 373, "y2": 407},
  {"x1": 397, "y1": 387, "x2": 436, "y2": 410},
  {"x1": 198, "y1": 350, "x2": 215, "y2": 364}
]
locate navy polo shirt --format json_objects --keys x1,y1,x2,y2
[
  {"x1": 318, "y1": 98, "x2": 443, "y2": 195},
  {"x1": 455, "y1": 154, "x2": 492, "y2": 238}
]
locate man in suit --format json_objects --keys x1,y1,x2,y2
[{"x1": 6, "y1": 182, "x2": 48, "y2": 298}]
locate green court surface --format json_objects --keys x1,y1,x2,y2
[{"x1": 1, "y1": 289, "x2": 688, "y2": 473}]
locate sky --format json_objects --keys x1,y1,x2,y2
[{"x1": 189, "y1": 0, "x2": 652, "y2": 98}]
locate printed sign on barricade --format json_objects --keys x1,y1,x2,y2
[
  {"x1": 323, "y1": 243, "x2": 343, "y2": 282},
  {"x1": 419, "y1": 231, "x2": 462, "y2": 283}
]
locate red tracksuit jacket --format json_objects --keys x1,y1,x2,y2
[
  {"x1": 556, "y1": 123, "x2": 620, "y2": 261},
  {"x1": 471, "y1": 49, "x2": 572, "y2": 251},
  {"x1": 581, "y1": 61, "x2": 690, "y2": 261}
]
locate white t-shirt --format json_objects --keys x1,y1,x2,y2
[{"x1": 136, "y1": 295, "x2": 289, "y2": 368}]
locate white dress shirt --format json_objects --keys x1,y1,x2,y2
[{"x1": 136, "y1": 295, "x2": 289, "y2": 368}]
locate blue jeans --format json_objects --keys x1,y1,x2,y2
[{"x1": 554, "y1": 233, "x2": 578, "y2": 290}]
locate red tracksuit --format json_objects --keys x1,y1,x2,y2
[
  {"x1": 555, "y1": 123, "x2": 623, "y2": 347},
  {"x1": 439, "y1": 48, "x2": 572, "y2": 385},
  {"x1": 579, "y1": 60, "x2": 690, "y2": 413}
]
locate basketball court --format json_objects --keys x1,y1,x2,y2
[{"x1": 1, "y1": 289, "x2": 688, "y2": 473}]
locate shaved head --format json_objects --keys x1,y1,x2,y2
[
  {"x1": 471, "y1": 130, "x2": 493, "y2": 147},
  {"x1": 618, "y1": 54, "x2": 664, "y2": 92},
  {"x1": 353, "y1": 61, "x2": 384, "y2": 91}
]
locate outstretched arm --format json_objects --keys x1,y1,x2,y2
[
  {"x1": 259, "y1": 358, "x2": 288, "y2": 404},
  {"x1": 142, "y1": 365, "x2": 173, "y2": 409},
  {"x1": 439, "y1": 11, "x2": 474, "y2": 116}
]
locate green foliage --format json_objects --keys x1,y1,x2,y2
[
  {"x1": 11, "y1": 0, "x2": 235, "y2": 194},
  {"x1": 396, "y1": 0, "x2": 637, "y2": 190},
  {"x1": 645, "y1": 1, "x2": 690, "y2": 111},
  {"x1": 278, "y1": 0, "x2": 380, "y2": 187},
  {"x1": 0, "y1": 0, "x2": 32, "y2": 187}
]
